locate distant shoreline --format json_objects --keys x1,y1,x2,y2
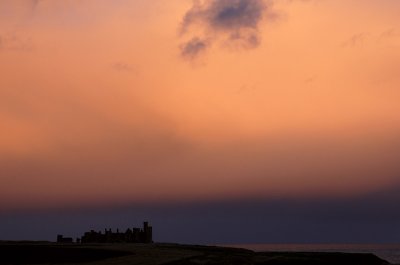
[{"x1": 220, "y1": 243, "x2": 400, "y2": 264}]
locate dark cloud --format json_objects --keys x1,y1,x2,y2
[
  {"x1": 2, "y1": 188, "x2": 400, "y2": 249},
  {"x1": 179, "y1": 0, "x2": 275, "y2": 59},
  {"x1": 199, "y1": 0, "x2": 265, "y2": 31},
  {"x1": 180, "y1": 37, "x2": 209, "y2": 59}
]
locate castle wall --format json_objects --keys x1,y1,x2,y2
[{"x1": 79, "y1": 222, "x2": 153, "y2": 244}]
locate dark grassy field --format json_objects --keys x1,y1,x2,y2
[{"x1": 0, "y1": 242, "x2": 391, "y2": 265}]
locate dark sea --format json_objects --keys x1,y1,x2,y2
[{"x1": 222, "y1": 244, "x2": 400, "y2": 264}]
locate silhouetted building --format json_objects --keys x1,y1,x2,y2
[
  {"x1": 57, "y1": 235, "x2": 73, "y2": 243},
  {"x1": 143, "y1": 221, "x2": 152, "y2": 243},
  {"x1": 80, "y1": 222, "x2": 153, "y2": 244}
]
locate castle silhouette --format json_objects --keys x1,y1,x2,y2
[{"x1": 57, "y1": 221, "x2": 153, "y2": 244}]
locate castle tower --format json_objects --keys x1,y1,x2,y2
[{"x1": 143, "y1": 221, "x2": 153, "y2": 243}]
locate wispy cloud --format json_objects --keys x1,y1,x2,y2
[
  {"x1": 378, "y1": 28, "x2": 400, "y2": 41},
  {"x1": 0, "y1": 32, "x2": 34, "y2": 52},
  {"x1": 31, "y1": 0, "x2": 42, "y2": 10},
  {"x1": 179, "y1": 0, "x2": 277, "y2": 59},
  {"x1": 111, "y1": 62, "x2": 135, "y2": 72},
  {"x1": 341, "y1": 32, "x2": 369, "y2": 48}
]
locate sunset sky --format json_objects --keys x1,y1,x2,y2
[{"x1": 1, "y1": 0, "x2": 400, "y2": 243}]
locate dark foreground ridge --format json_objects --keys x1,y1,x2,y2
[
  {"x1": 0, "y1": 242, "x2": 392, "y2": 265},
  {"x1": 0, "y1": 244, "x2": 131, "y2": 264}
]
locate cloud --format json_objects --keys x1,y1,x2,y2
[
  {"x1": 341, "y1": 32, "x2": 369, "y2": 48},
  {"x1": 179, "y1": 0, "x2": 275, "y2": 59},
  {"x1": 0, "y1": 1, "x2": 41, "y2": 21},
  {"x1": 30, "y1": 0, "x2": 41, "y2": 10},
  {"x1": 0, "y1": 32, "x2": 34, "y2": 52},
  {"x1": 379, "y1": 28, "x2": 400, "y2": 41},
  {"x1": 185, "y1": 0, "x2": 266, "y2": 31},
  {"x1": 180, "y1": 37, "x2": 209, "y2": 59},
  {"x1": 3, "y1": 189, "x2": 400, "y2": 245},
  {"x1": 111, "y1": 62, "x2": 135, "y2": 72}
]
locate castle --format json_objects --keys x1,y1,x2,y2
[{"x1": 57, "y1": 222, "x2": 153, "y2": 244}]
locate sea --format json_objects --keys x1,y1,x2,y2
[{"x1": 222, "y1": 244, "x2": 400, "y2": 264}]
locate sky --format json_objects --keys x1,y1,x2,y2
[{"x1": 1, "y1": 0, "x2": 400, "y2": 243}]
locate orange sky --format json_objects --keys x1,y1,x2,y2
[{"x1": 1, "y1": 0, "x2": 400, "y2": 211}]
